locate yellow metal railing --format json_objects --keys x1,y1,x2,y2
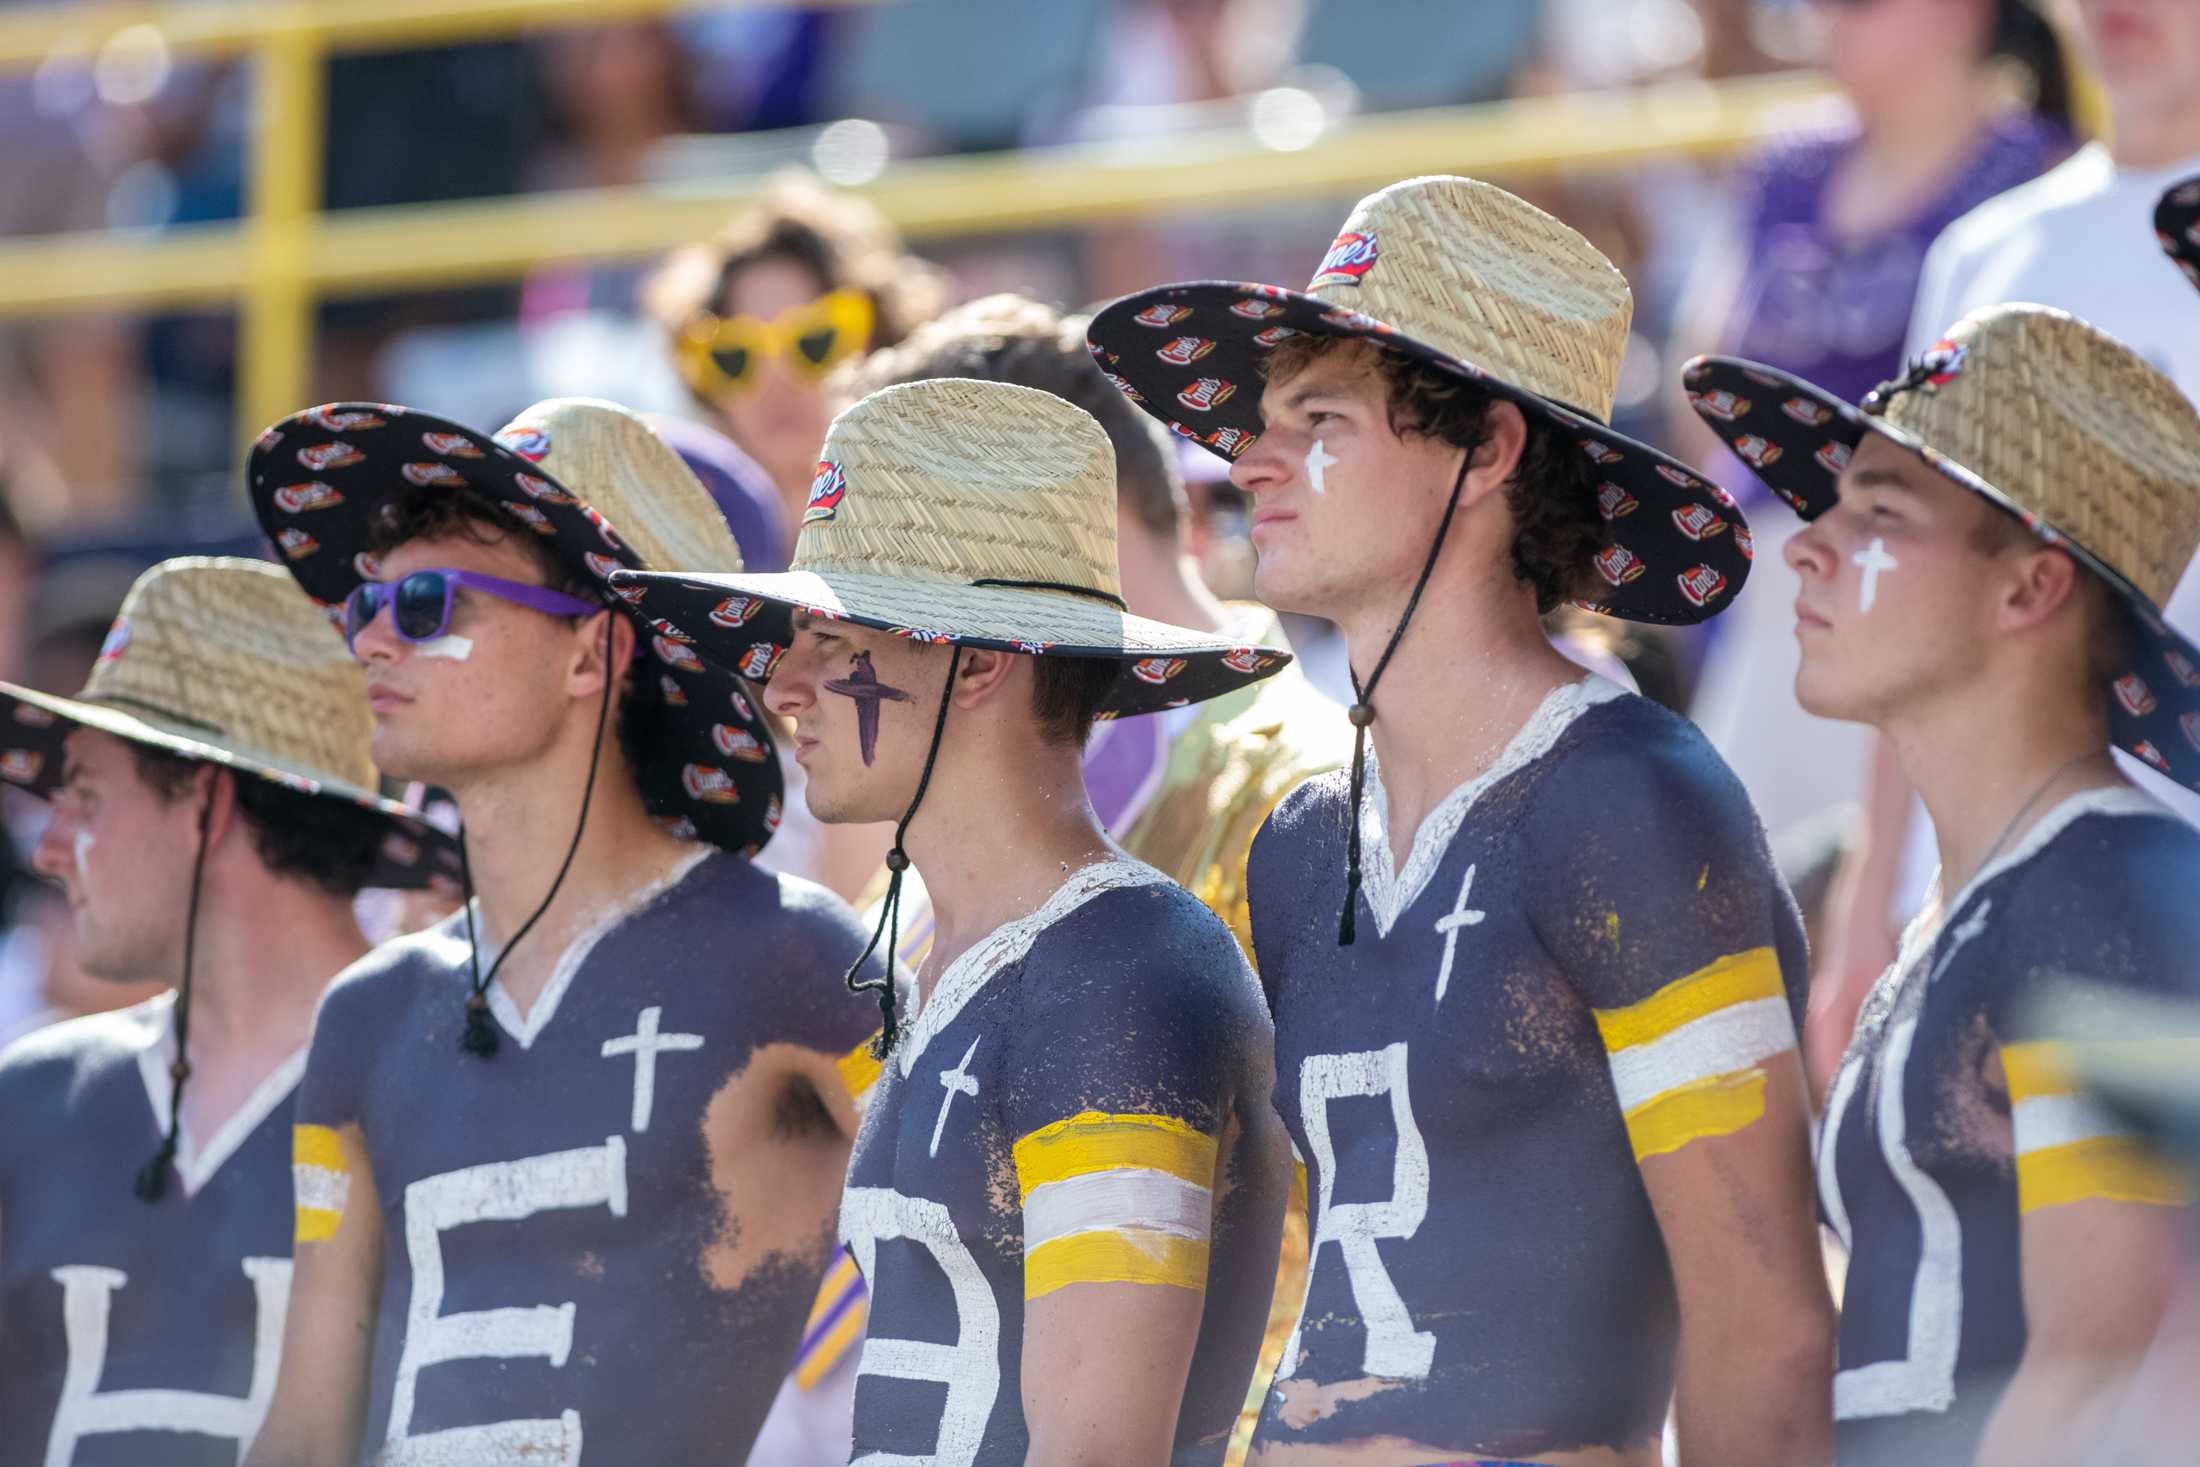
[{"x1": 0, "y1": 2, "x2": 1832, "y2": 454}]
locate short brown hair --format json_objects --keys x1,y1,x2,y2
[
  {"x1": 850, "y1": 294, "x2": 1187, "y2": 541},
  {"x1": 1264, "y1": 336, "x2": 1607, "y2": 613},
  {"x1": 129, "y1": 747, "x2": 387, "y2": 897},
  {"x1": 1028, "y1": 654, "x2": 1119, "y2": 749},
  {"x1": 643, "y1": 170, "x2": 944, "y2": 360}
]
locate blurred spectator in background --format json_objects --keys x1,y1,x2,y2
[
  {"x1": 644, "y1": 171, "x2": 945, "y2": 538},
  {"x1": 1671, "y1": 0, "x2": 2071, "y2": 1037},
  {"x1": 1816, "y1": 0, "x2": 2200, "y2": 1090}
]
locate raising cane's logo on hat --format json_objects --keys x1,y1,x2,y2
[
  {"x1": 2115, "y1": 673, "x2": 2158, "y2": 717},
  {"x1": 1133, "y1": 303, "x2": 1194, "y2": 329},
  {"x1": 658, "y1": 674, "x2": 689, "y2": 707},
  {"x1": 709, "y1": 596, "x2": 764, "y2": 629},
  {"x1": 1156, "y1": 336, "x2": 1217, "y2": 366},
  {"x1": 1783, "y1": 398, "x2": 1834, "y2": 427},
  {"x1": 2167, "y1": 650, "x2": 2200, "y2": 688},
  {"x1": 1677, "y1": 564, "x2": 1729, "y2": 608},
  {"x1": 1735, "y1": 525, "x2": 1755, "y2": 561},
  {"x1": 298, "y1": 442, "x2": 363, "y2": 472},
  {"x1": 1688, "y1": 390, "x2": 1750, "y2": 423},
  {"x1": 739, "y1": 643, "x2": 786, "y2": 680},
  {"x1": 1231, "y1": 299, "x2": 1286, "y2": 320},
  {"x1": 97, "y1": 618, "x2": 131, "y2": 664},
  {"x1": 1671, "y1": 503, "x2": 1727, "y2": 541},
  {"x1": 1917, "y1": 340, "x2": 1967, "y2": 391},
  {"x1": 278, "y1": 528, "x2": 320, "y2": 560},
  {"x1": 712, "y1": 724, "x2": 770, "y2": 763},
  {"x1": 504, "y1": 502, "x2": 554, "y2": 534},
  {"x1": 654, "y1": 636, "x2": 703, "y2": 671},
  {"x1": 1597, "y1": 483, "x2": 1638, "y2": 520},
  {"x1": 584, "y1": 552, "x2": 621, "y2": 581},
  {"x1": 422, "y1": 431, "x2": 484, "y2": 458},
  {"x1": 513, "y1": 473, "x2": 574, "y2": 505},
  {"x1": 682, "y1": 764, "x2": 741, "y2": 804},
  {"x1": 0, "y1": 750, "x2": 42, "y2": 783},
  {"x1": 1222, "y1": 648, "x2": 1277, "y2": 675},
  {"x1": 1131, "y1": 657, "x2": 1189, "y2": 686},
  {"x1": 274, "y1": 482, "x2": 344, "y2": 514},
  {"x1": 2136, "y1": 740, "x2": 2171, "y2": 772},
  {"x1": 1594, "y1": 544, "x2": 1646, "y2": 587},
  {"x1": 1310, "y1": 230, "x2": 1379, "y2": 287},
  {"x1": 805, "y1": 461, "x2": 848, "y2": 526},
  {"x1": 1176, "y1": 378, "x2": 1237, "y2": 412},
  {"x1": 1815, "y1": 441, "x2": 1852, "y2": 475},
  {"x1": 1734, "y1": 435, "x2": 1783, "y2": 470},
  {"x1": 304, "y1": 406, "x2": 386, "y2": 432},
  {"x1": 13, "y1": 704, "x2": 56, "y2": 727}
]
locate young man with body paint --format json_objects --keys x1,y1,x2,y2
[
  {"x1": 618, "y1": 376, "x2": 1294, "y2": 1466},
  {"x1": 0, "y1": 557, "x2": 457, "y2": 1467},
  {"x1": 239, "y1": 399, "x2": 883, "y2": 1465},
  {"x1": 1689, "y1": 306, "x2": 2200, "y2": 1467},
  {"x1": 1088, "y1": 176, "x2": 1834, "y2": 1467}
]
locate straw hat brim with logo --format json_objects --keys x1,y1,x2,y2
[
  {"x1": 1684, "y1": 302, "x2": 2200, "y2": 792},
  {"x1": 0, "y1": 557, "x2": 459, "y2": 890},
  {"x1": 1084, "y1": 174, "x2": 1753, "y2": 626},
  {"x1": 614, "y1": 378, "x2": 1294, "y2": 718},
  {"x1": 244, "y1": 398, "x2": 783, "y2": 854},
  {"x1": 2158, "y1": 175, "x2": 2200, "y2": 292}
]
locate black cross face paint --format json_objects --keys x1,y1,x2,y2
[{"x1": 823, "y1": 651, "x2": 913, "y2": 766}]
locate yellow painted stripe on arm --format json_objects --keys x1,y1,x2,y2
[
  {"x1": 292, "y1": 1123, "x2": 350, "y2": 1243},
  {"x1": 2018, "y1": 1137, "x2": 2194, "y2": 1213},
  {"x1": 2002, "y1": 1040, "x2": 2080, "y2": 1101},
  {"x1": 836, "y1": 1037, "x2": 883, "y2": 1106},
  {"x1": 1623, "y1": 1067, "x2": 1768, "y2": 1162},
  {"x1": 795, "y1": 1298, "x2": 868, "y2": 1389},
  {"x1": 1025, "y1": 1229, "x2": 1211, "y2": 1299},
  {"x1": 1592, "y1": 946, "x2": 1784, "y2": 1052},
  {"x1": 1013, "y1": 1111, "x2": 1218, "y2": 1199}
]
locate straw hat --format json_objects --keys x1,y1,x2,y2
[
  {"x1": 1684, "y1": 303, "x2": 2200, "y2": 791},
  {"x1": 2157, "y1": 175, "x2": 2200, "y2": 291},
  {"x1": 0, "y1": 557, "x2": 457, "y2": 890},
  {"x1": 1083, "y1": 175, "x2": 1752, "y2": 626},
  {"x1": 245, "y1": 398, "x2": 783, "y2": 854},
  {"x1": 615, "y1": 378, "x2": 1293, "y2": 717}
]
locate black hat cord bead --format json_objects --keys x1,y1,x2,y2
[
  {"x1": 458, "y1": 612, "x2": 618, "y2": 1058},
  {"x1": 135, "y1": 783, "x2": 217, "y2": 1203},
  {"x1": 843, "y1": 644, "x2": 965, "y2": 1059},
  {"x1": 1339, "y1": 452, "x2": 1472, "y2": 947}
]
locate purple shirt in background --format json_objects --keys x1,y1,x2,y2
[
  {"x1": 647, "y1": 413, "x2": 794, "y2": 573},
  {"x1": 1720, "y1": 113, "x2": 2067, "y2": 500}
]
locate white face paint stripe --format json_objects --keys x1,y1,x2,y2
[
  {"x1": 1852, "y1": 537, "x2": 1898, "y2": 613},
  {"x1": 1604, "y1": 996, "x2": 1797, "y2": 1114},
  {"x1": 414, "y1": 633, "x2": 474, "y2": 661},
  {"x1": 1023, "y1": 1168, "x2": 1214, "y2": 1249},
  {"x1": 1305, "y1": 438, "x2": 1340, "y2": 495},
  {"x1": 2012, "y1": 1093, "x2": 2132, "y2": 1156},
  {"x1": 72, "y1": 828, "x2": 94, "y2": 885}
]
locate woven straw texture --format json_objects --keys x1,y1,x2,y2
[
  {"x1": 46, "y1": 557, "x2": 379, "y2": 794},
  {"x1": 494, "y1": 398, "x2": 745, "y2": 578},
  {"x1": 1305, "y1": 175, "x2": 1632, "y2": 418}
]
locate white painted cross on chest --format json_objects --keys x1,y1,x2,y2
[
  {"x1": 600, "y1": 1006, "x2": 704, "y2": 1134},
  {"x1": 1433, "y1": 864, "x2": 1486, "y2": 1004}
]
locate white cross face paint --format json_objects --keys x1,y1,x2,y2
[
  {"x1": 413, "y1": 633, "x2": 474, "y2": 661},
  {"x1": 1852, "y1": 537, "x2": 1899, "y2": 614},
  {"x1": 1305, "y1": 438, "x2": 1340, "y2": 496},
  {"x1": 73, "y1": 827, "x2": 95, "y2": 886}
]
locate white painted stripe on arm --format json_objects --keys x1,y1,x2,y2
[
  {"x1": 294, "y1": 1163, "x2": 351, "y2": 1215},
  {"x1": 1606, "y1": 996, "x2": 1796, "y2": 1112},
  {"x1": 2013, "y1": 1092, "x2": 2133, "y2": 1157},
  {"x1": 1023, "y1": 1168, "x2": 1213, "y2": 1249}
]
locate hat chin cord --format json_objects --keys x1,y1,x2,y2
[
  {"x1": 134, "y1": 784, "x2": 217, "y2": 1203},
  {"x1": 1338, "y1": 451, "x2": 1472, "y2": 947},
  {"x1": 457, "y1": 613, "x2": 617, "y2": 1058},
  {"x1": 842, "y1": 644, "x2": 964, "y2": 1059}
]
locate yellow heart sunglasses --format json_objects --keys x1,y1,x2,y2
[{"x1": 676, "y1": 287, "x2": 877, "y2": 398}]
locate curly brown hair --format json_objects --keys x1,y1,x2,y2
[{"x1": 1265, "y1": 336, "x2": 1608, "y2": 613}]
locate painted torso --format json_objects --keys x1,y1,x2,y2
[
  {"x1": 295, "y1": 848, "x2": 877, "y2": 1464},
  {"x1": 1248, "y1": 680, "x2": 1807, "y2": 1462},
  {"x1": 0, "y1": 996, "x2": 300, "y2": 1467},
  {"x1": 1821, "y1": 789, "x2": 2200, "y2": 1466},
  {"x1": 841, "y1": 858, "x2": 1286, "y2": 1467}
]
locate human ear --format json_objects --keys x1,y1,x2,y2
[
  {"x1": 1999, "y1": 546, "x2": 2083, "y2": 635},
  {"x1": 949, "y1": 646, "x2": 1021, "y2": 712},
  {"x1": 1461, "y1": 399, "x2": 1529, "y2": 508}
]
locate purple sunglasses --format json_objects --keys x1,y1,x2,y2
[{"x1": 342, "y1": 568, "x2": 601, "y2": 653}]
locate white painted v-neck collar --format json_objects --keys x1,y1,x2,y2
[
  {"x1": 896, "y1": 856, "x2": 1165, "y2": 1077},
  {"x1": 1357, "y1": 675, "x2": 1626, "y2": 939},
  {"x1": 131, "y1": 992, "x2": 307, "y2": 1199},
  {"x1": 481, "y1": 845, "x2": 713, "y2": 1050}
]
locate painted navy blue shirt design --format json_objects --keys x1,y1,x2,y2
[
  {"x1": 1820, "y1": 788, "x2": 2200, "y2": 1467},
  {"x1": 293, "y1": 848, "x2": 879, "y2": 1464},
  {"x1": 0, "y1": 997, "x2": 302, "y2": 1467},
  {"x1": 840, "y1": 858, "x2": 1285, "y2": 1467},
  {"x1": 1246, "y1": 679, "x2": 1808, "y2": 1462}
]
